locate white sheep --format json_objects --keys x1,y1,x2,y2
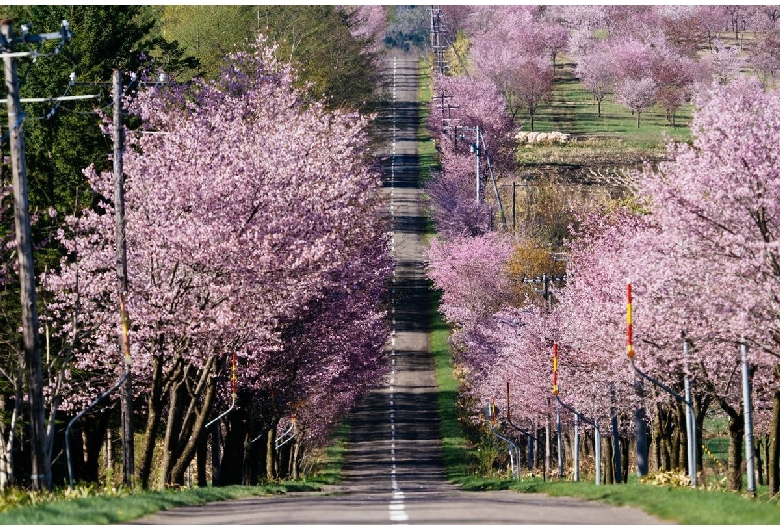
[{"x1": 515, "y1": 130, "x2": 571, "y2": 145}]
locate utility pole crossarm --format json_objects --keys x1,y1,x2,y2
[
  {"x1": 0, "y1": 94, "x2": 99, "y2": 104},
  {"x1": 0, "y1": 19, "x2": 71, "y2": 48}
]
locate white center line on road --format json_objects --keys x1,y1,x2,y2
[{"x1": 388, "y1": 56, "x2": 409, "y2": 527}]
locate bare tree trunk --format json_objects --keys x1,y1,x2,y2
[
  {"x1": 770, "y1": 365, "x2": 780, "y2": 494},
  {"x1": 652, "y1": 403, "x2": 662, "y2": 472},
  {"x1": 675, "y1": 403, "x2": 687, "y2": 472},
  {"x1": 168, "y1": 358, "x2": 217, "y2": 485},
  {"x1": 169, "y1": 366, "x2": 217, "y2": 485},
  {"x1": 291, "y1": 440, "x2": 300, "y2": 481},
  {"x1": 161, "y1": 374, "x2": 186, "y2": 485},
  {"x1": 621, "y1": 435, "x2": 629, "y2": 483},
  {"x1": 138, "y1": 357, "x2": 166, "y2": 489},
  {"x1": 211, "y1": 423, "x2": 221, "y2": 485},
  {"x1": 266, "y1": 428, "x2": 276, "y2": 481},
  {"x1": 138, "y1": 356, "x2": 184, "y2": 489},
  {"x1": 0, "y1": 389, "x2": 20, "y2": 490},
  {"x1": 196, "y1": 429, "x2": 207, "y2": 487},
  {"x1": 724, "y1": 405, "x2": 745, "y2": 491},
  {"x1": 604, "y1": 437, "x2": 614, "y2": 484}
]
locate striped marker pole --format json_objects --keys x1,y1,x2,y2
[
  {"x1": 553, "y1": 343, "x2": 563, "y2": 477},
  {"x1": 627, "y1": 282, "x2": 635, "y2": 358},
  {"x1": 552, "y1": 342, "x2": 559, "y2": 396},
  {"x1": 506, "y1": 381, "x2": 511, "y2": 422},
  {"x1": 231, "y1": 349, "x2": 237, "y2": 403}
]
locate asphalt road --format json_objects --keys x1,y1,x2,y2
[{"x1": 129, "y1": 55, "x2": 669, "y2": 526}]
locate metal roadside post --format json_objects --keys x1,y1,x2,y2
[
  {"x1": 553, "y1": 343, "x2": 563, "y2": 478},
  {"x1": 741, "y1": 338, "x2": 756, "y2": 495},
  {"x1": 627, "y1": 282, "x2": 697, "y2": 488},
  {"x1": 555, "y1": 395, "x2": 601, "y2": 485},
  {"x1": 504, "y1": 386, "x2": 540, "y2": 474},
  {"x1": 553, "y1": 342, "x2": 602, "y2": 484},
  {"x1": 482, "y1": 400, "x2": 520, "y2": 479}
]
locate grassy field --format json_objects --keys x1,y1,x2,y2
[
  {"x1": 508, "y1": 60, "x2": 694, "y2": 184},
  {"x1": 536, "y1": 60, "x2": 693, "y2": 142}
]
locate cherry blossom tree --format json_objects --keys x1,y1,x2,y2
[
  {"x1": 704, "y1": 40, "x2": 747, "y2": 84},
  {"x1": 750, "y1": 31, "x2": 780, "y2": 88},
  {"x1": 651, "y1": 45, "x2": 703, "y2": 126},
  {"x1": 638, "y1": 77, "x2": 780, "y2": 491},
  {"x1": 44, "y1": 37, "x2": 390, "y2": 487},
  {"x1": 424, "y1": 156, "x2": 495, "y2": 240},
  {"x1": 427, "y1": 232, "x2": 514, "y2": 327},
  {"x1": 574, "y1": 43, "x2": 616, "y2": 117},
  {"x1": 615, "y1": 77, "x2": 657, "y2": 128},
  {"x1": 431, "y1": 73, "x2": 516, "y2": 166},
  {"x1": 467, "y1": 6, "x2": 555, "y2": 130},
  {"x1": 339, "y1": 5, "x2": 387, "y2": 55},
  {"x1": 695, "y1": 6, "x2": 732, "y2": 52}
]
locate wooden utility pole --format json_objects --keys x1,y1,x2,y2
[
  {"x1": 113, "y1": 69, "x2": 134, "y2": 487},
  {"x1": 1, "y1": 20, "x2": 50, "y2": 490}
]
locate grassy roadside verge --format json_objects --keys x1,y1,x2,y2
[
  {"x1": 0, "y1": 482, "x2": 323, "y2": 525},
  {"x1": 0, "y1": 422, "x2": 348, "y2": 525},
  {"x1": 431, "y1": 303, "x2": 472, "y2": 484}
]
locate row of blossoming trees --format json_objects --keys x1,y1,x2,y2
[
  {"x1": 444, "y1": 5, "x2": 780, "y2": 130},
  {"x1": 425, "y1": 5, "x2": 780, "y2": 492},
  {"x1": 0, "y1": 33, "x2": 391, "y2": 489}
]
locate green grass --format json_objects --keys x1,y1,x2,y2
[
  {"x1": 417, "y1": 56, "x2": 439, "y2": 183},
  {"x1": 463, "y1": 476, "x2": 780, "y2": 524},
  {"x1": 427, "y1": 283, "x2": 780, "y2": 524},
  {"x1": 308, "y1": 421, "x2": 350, "y2": 485},
  {"x1": 431, "y1": 301, "x2": 473, "y2": 483},
  {"x1": 534, "y1": 61, "x2": 693, "y2": 144},
  {"x1": 0, "y1": 482, "x2": 324, "y2": 525},
  {"x1": 418, "y1": 56, "x2": 440, "y2": 243}
]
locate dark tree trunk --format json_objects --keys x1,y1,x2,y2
[
  {"x1": 770, "y1": 370, "x2": 780, "y2": 494},
  {"x1": 266, "y1": 428, "x2": 276, "y2": 481},
  {"x1": 82, "y1": 408, "x2": 111, "y2": 483},
  {"x1": 196, "y1": 430, "x2": 207, "y2": 487},
  {"x1": 291, "y1": 440, "x2": 300, "y2": 481},
  {"x1": 675, "y1": 403, "x2": 687, "y2": 472},
  {"x1": 169, "y1": 359, "x2": 217, "y2": 485},
  {"x1": 621, "y1": 435, "x2": 629, "y2": 483},
  {"x1": 211, "y1": 423, "x2": 221, "y2": 485},
  {"x1": 652, "y1": 404, "x2": 662, "y2": 471},
  {"x1": 138, "y1": 357, "x2": 164, "y2": 489},
  {"x1": 722, "y1": 403, "x2": 745, "y2": 492},
  {"x1": 161, "y1": 373, "x2": 187, "y2": 485},
  {"x1": 218, "y1": 409, "x2": 248, "y2": 486}
]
